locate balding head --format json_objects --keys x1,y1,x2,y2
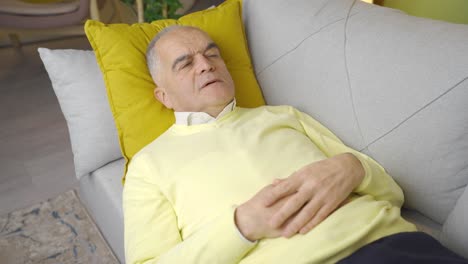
[
  {"x1": 147, "y1": 25, "x2": 184, "y2": 85},
  {"x1": 146, "y1": 26, "x2": 235, "y2": 117}
]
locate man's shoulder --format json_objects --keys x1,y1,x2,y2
[{"x1": 131, "y1": 126, "x2": 176, "y2": 161}]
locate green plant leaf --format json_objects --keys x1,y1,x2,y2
[{"x1": 120, "y1": 0, "x2": 183, "y2": 22}]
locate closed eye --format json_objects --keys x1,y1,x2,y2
[
  {"x1": 181, "y1": 61, "x2": 192, "y2": 69},
  {"x1": 204, "y1": 42, "x2": 220, "y2": 58}
]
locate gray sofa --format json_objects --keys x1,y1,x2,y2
[{"x1": 72, "y1": 0, "x2": 468, "y2": 262}]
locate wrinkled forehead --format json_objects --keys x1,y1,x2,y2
[{"x1": 156, "y1": 28, "x2": 215, "y2": 61}]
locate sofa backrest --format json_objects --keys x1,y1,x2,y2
[{"x1": 243, "y1": 0, "x2": 468, "y2": 257}]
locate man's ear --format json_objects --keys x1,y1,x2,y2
[{"x1": 154, "y1": 87, "x2": 173, "y2": 109}]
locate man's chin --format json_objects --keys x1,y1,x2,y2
[{"x1": 205, "y1": 96, "x2": 235, "y2": 108}]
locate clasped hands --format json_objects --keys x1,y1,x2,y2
[{"x1": 235, "y1": 153, "x2": 365, "y2": 242}]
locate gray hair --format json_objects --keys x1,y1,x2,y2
[{"x1": 146, "y1": 25, "x2": 198, "y2": 85}]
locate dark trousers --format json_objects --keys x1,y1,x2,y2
[{"x1": 338, "y1": 232, "x2": 468, "y2": 264}]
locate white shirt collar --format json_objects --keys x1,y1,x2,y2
[{"x1": 174, "y1": 99, "x2": 236, "y2": 126}]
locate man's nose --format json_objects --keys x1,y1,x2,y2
[{"x1": 195, "y1": 55, "x2": 215, "y2": 74}]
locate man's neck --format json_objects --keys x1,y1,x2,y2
[
  {"x1": 205, "y1": 106, "x2": 228, "y2": 119},
  {"x1": 174, "y1": 99, "x2": 236, "y2": 126}
]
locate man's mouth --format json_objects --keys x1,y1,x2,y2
[{"x1": 201, "y1": 79, "x2": 221, "y2": 89}]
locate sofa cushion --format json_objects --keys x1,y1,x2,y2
[
  {"x1": 401, "y1": 208, "x2": 441, "y2": 240},
  {"x1": 441, "y1": 187, "x2": 468, "y2": 258},
  {"x1": 79, "y1": 158, "x2": 125, "y2": 263},
  {"x1": 243, "y1": 0, "x2": 468, "y2": 258},
  {"x1": 84, "y1": 0, "x2": 264, "y2": 181},
  {"x1": 38, "y1": 48, "x2": 121, "y2": 179}
]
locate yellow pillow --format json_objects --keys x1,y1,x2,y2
[{"x1": 84, "y1": 0, "x2": 265, "y2": 180}]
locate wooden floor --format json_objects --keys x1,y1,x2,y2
[
  {"x1": 0, "y1": 0, "x2": 225, "y2": 216},
  {"x1": 0, "y1": 37, "x2": 92, "y2": 215}
]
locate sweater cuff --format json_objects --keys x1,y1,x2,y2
[
  {"x1": 353, "y1": 154, "x2": 372, "y2": 193},
  {"x1": 210, "y1": 205, "x2": 258, "y2": 261},
  {"x1": 232, "y1": 205, "x2": 258, "y2": 245}
]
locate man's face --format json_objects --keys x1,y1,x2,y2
[{"x1": 153, "y1": 27, "x2": 235, "y2": 116}]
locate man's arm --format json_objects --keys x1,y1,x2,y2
[
  {"x1": 258, "y1": 106, "x2": 404, "y2": 237},
  {"x1": 123, "y1": 153, "x2": 256, "y2": 264},
  {"x1": 291, "y1": 107, "x2": 404, "y2": 205}
]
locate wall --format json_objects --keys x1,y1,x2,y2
[
  {"x1": 377, "y1": 0, "x2": 468, "y2": 24},
  {"x1": 0, "y1": 0, "x2": 136, "y2": 48}
]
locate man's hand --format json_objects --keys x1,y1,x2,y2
[
  {"x1": 235, "y1": 184, "x2": 296, "y2": 242},
  {"x1": 265, "y1": 153, "x2": 365, "y2": 238}
]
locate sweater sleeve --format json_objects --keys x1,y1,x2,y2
[
  {"x1": 123, "y1": 153, "x2": 257, "y2": 264},
  {"x1": 290, "y1": 107, "x2": 404, "y2": 208}
]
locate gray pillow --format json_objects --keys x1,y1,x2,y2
[{"x1": 38, "y1": 48, "x2": 121, "y2": 179}]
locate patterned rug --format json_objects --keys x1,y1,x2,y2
[{"x1": 0, "y1": 190, "x2": 118, "y2": 263}]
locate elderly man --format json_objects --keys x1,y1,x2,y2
[{"x1": 123, "y1": 25, "x2": 467, "y2": 264}]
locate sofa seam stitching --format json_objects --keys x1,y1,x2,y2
[
  {"x1": 256, "y1": 12, "x2": 360, "y2": 77},
  {"x1": 342, "y1": 0, "x2": 370, "y2": 156},
  {"x1": 360, "y1": 75, "x2": 468, "y2": 151}
]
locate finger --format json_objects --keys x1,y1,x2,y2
[
  {"x1": 270, "y1": 193, "x2": 309, "y2": 229},
  {"x1": 281, "y1": 198, "x2": 322, "y2": 238},
  {"x1": 262, "y1": 178, "x2": 299, "y2": 207},
  {"x1": 299, "y1": 203, "x2": 335, "y2": 235}
]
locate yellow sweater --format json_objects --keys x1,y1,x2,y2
[{"x1": 123, "y1": 105, "x2": 416, "y2": 264}]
